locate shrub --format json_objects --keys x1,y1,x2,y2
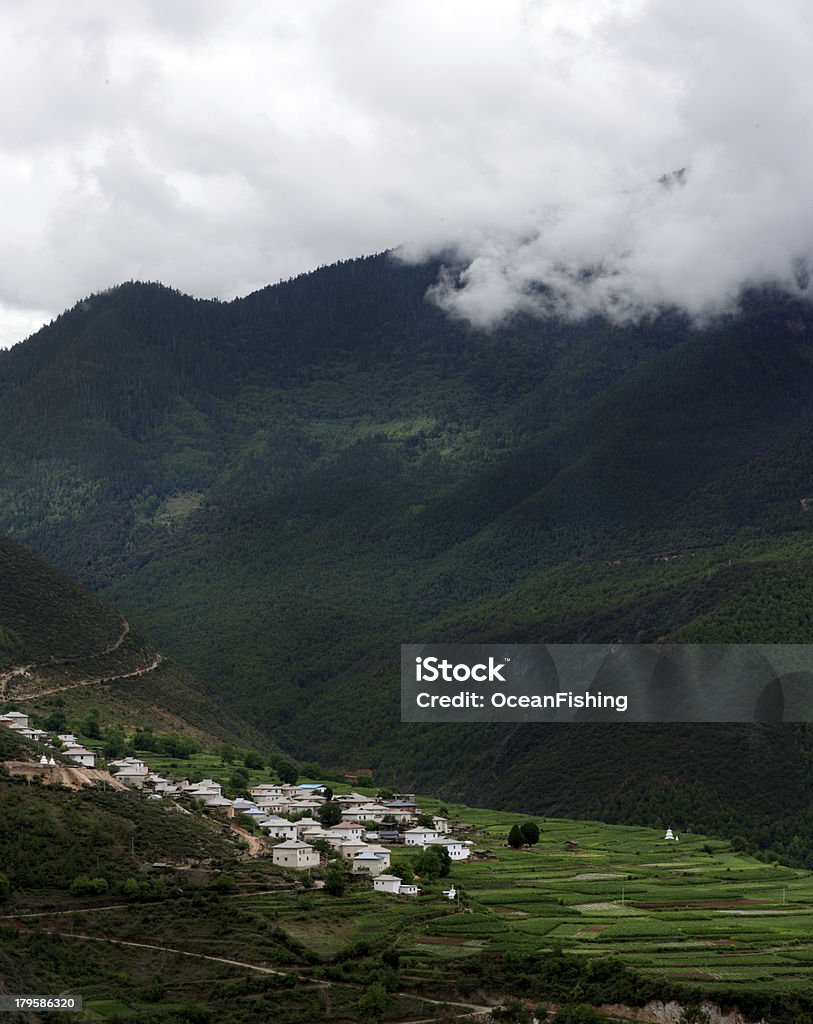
[{"x1": 69, "y1": 875, "x2": 108, "y2": 896}]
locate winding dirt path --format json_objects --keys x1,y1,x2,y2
[
  {"x1": 0, "y1": 616, "x2": 144, "y2": 700},
  {"x1": 29, "y1": 928, "x2": 495, "y2": 1019},
  {"x1": 53, "y1": 932, "x2": 294, "y2": 978},
  {"x1": 9, "y1": 652, "x2": 164, "y2": 702}
]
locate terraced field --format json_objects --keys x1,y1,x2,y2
[
  {"x1": 21, "y1": 743, "x2": 811, "y2": 1005},
  {"x1": 397, "y1": 802, "x2": 813, "y2": 997}
]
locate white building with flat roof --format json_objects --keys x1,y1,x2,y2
[
  {"x1": 271, "y1": 840, "x2": 320, "y2": 870},
  {"x1": 0, "y1": 711, "x2": 29, "y2": 729},
  {"x1": 64, "y1": 745, "x2": 96, "y2": 768},
  {"x1": 404, "y1": 826, "x2": 442, "y2": 847},
  {"x1": 352, "y1": 851, "x2": 388, "y2": 876}
]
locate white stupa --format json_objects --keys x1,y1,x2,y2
[
  {"x1": 39, "y1": 754, "x2": 48, "y2": 765},
  {"x1": 48, "y1": 757, "x2": 56, "y2": 766},
  {"x1": 664, "y1": 827, "x2": 676, "y2": 840}
]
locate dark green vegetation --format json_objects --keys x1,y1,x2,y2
[
  {"x1": 0, "y1": 531, "x2": 264, "y2": 749},
  {"x1": 4, "y1": 256, "x2": 813, "y2": 858},
  {"x1": 0, "y1": 773, "x2": 236, "y2": 893}
]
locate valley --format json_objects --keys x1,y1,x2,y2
[
  {"x1": 4, "y1": 718, "x2": 813, "y2": 1023},
  {"x1": 4, "y1": 258, "x2": 813, "y2": 1020}
]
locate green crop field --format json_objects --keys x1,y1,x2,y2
[
  {"x1": 387, "y1": 799, "x2": 813, "y2": 997},
  {"x1": 80, "y1": 759, "x2": 813, "y2": 1000}
]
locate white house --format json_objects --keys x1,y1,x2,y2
[
  {"x1": 342, "y1": 803, "x2": 391, "y2": 823},
  {"x1": 259, "y1": 813, "x2": 294, "y2": 828},
  {"x1": 186, "y1": 779, "x2": 222, "y2": 800},
  {"x1": 404, "y1": 826, "x2": 441, "y2": 847},
  {"x1": 231, "y1": 798, "x2": 256, "y2": 811},
  {"x1": 432, "y1": 816, "x2": 449, "y2": 833},
  {"x1": 383, "y1": 800, "x2": 419, "y2": 822},
  {"x1": 352, "y1": 851, "x2": 388, "y2": 876},
  {"x1": 328, "y1": 822, "x2": 366, "y2": 842},
  {"x1": 373, "y1": 875, "x2": 421, "y2": 896},
  {"x1": 64, "y1": 745, "x2": 96, "y2": 768},
  {"x1": 271, "y1": 840, "x2": 320, "y2": 870},
  {"x1": 335, "y1": 792, "x2": 370, "y2": 807},
  {"x1": 365, "y1": 844, "x2": 392, "y2": 868},
  {"x1": 0, "y1": 711, "x2": 29, "y2": 730},
  {"x1": 435, "y1": 838, "x2": 470, "y2": 861},
  {"x1": 204, "y1": 796, "x2": 235, "y2": 817},
  {"x1": 292, "y1": 817, "x2": 322, "y2": 835},
  {"x1": 253, "y1": 793, "x2": 286, "y2": 808},
  {"x1": 338, "y1": 841, "x2": 369, "y2": 862},
  {"x1": 257, "y1": 797, "x2": 298, "y2": 815},
  {"x1": 251, "y1": 784, "x2": 286, "y2": 798},
  {"x1": 373, "y1": 874, "x2": 403, "y2": 895},
  {"x1": 260, "y1": 818, "x2": 299, "y2": 841},
  {"x1": 112, "y1": 758, "x2": 149, "y2": 786},
  {"x1": 300, "y1": 827, "x2": 329, "y2": 842}
]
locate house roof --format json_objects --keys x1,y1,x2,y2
[
  {"x1": 274, "y1": 839, "x2": 314, "y2": 850},
  {"x1": 332, "y1": 821, "x2": 362, "y2": 830}
]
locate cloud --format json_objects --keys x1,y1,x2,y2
[
  {"x1": 411, "y1": 0, "x2": 813, "y2": 325},
  {"x1": 0, "y1": 0, "x2": 812, "y2": 344}
]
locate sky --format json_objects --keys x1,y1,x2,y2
[{"x1": 1, "y1": 0, "x2": 812, "y2": 347}]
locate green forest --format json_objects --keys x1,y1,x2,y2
[{"x1": 3, "y1": 255, "x2": 813, "y2": 866}]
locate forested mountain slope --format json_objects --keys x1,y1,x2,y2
[
  {"x1": 0, "y1": 533, "x2": 258, "y2": 748},
  {"x1": 2, "y1": 254, "x2": 813, "y2": 858}
]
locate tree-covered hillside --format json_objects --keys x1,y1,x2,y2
[
  {"x1": 3, "y1": 254, "x2": 813, "y2": 855},
  {"x1": 0, "y1": 532, "x2": 262, "y2": 749}
]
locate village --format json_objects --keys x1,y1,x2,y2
[{"x1": 0, "y1": 707, "x2": 479, "y2": 897}]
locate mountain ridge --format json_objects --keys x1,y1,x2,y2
[{"x1": 2, "y1": 253, "x2": 813, "y2": 860}]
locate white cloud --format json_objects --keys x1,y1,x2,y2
[{"x1": 0, "y1": 0, "x2": 811, "y2": 344}]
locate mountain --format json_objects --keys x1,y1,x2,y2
[
  {"x1": 2, "y1": 254, "x2": 813, "y2": 860},
  {"x1": 0, "y1": 531, "x2": 261, "y2": 749}
]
